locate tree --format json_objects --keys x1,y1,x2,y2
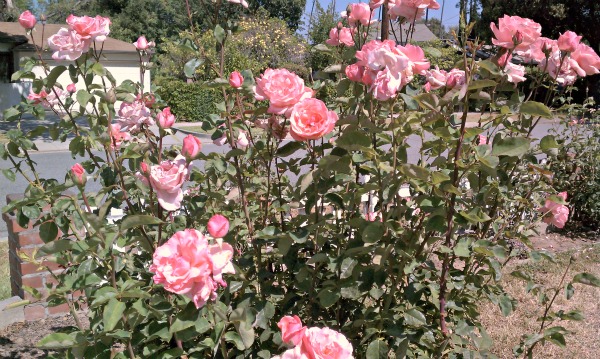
[
  {"x1": 248, "y1": 0, "x2": 306, "y2": 31},
  {"x1": 306, "y1": 1, "x2": 337, "y2": 71}
]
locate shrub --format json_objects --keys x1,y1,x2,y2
[{"x1": 155, "y1": 80, "x2": 222, "y2": 122}]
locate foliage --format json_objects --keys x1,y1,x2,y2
[
  {"x1": 306, "y1": 1, "x2": 338, "y2": 72},
  {"x1": 550, "y1": 108, "x2": 600, "y2": 230},
  {"x1": 161, "y1": 14, "x2": 309, "y2": 83},
  {"x1": 3, "y1": 6, "x2": 600, "y2": 359},
  {"x1": 248, "y1": 0, "x2": 306, "y2": 31},
  {"x1": 420, "y1": 39, "x2": 463, "y2": 70},
  {"x1": 156, "y1": 80, "x2": 222, "y2": 123}
]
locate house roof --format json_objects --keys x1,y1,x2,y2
[
  {"x1": 369, "y1": 21, "x2": 439, "y2": 43},
  {"x1": 0, "y1": 22, "x2": 137, "y2": 53}
]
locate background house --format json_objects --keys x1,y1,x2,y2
[{"x1": 0, "y1": 22, "x2": 150, "y2": 115}]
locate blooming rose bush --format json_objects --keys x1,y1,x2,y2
[{"x1": 3, "y1": 3, "x2": 600, "y2": 358}]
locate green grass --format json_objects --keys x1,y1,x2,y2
[{"x1": 0, "y1": 241, "x2": 10, "y2": 300}]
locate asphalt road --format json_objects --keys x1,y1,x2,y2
[{"x1": 0, "y1": 120, "x2": 565, "y2": 238}]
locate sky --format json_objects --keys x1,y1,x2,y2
[{"x1": 303, "y1": 0, "x2": 461, "y2": 28}]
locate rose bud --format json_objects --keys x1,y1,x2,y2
[
  {"x1": 158, "y1": 107, "x2": 176, "y2": 129},
  {"x1": 67, "y1": 83, "x2": 76, "y2": 93},
  {"x1": 71, "y1": 163, "x2": 86, "y2": 187},
  {"x1": 19, "y1": 10, "x2": 37, "y2": 30},
  {"x1": 133, "y1": 36, "x2": 150, "y2": 50},
  {"x1": 140, "y1": 161, "x2": 150, "y2": 176},
  {"x1": 182, "y1": 134, "x2": 202, "y2": 161},
  {"x1": 229, "y1": 71, "x2": 244, "y2": 89},
  {"x1": 207, "y1": 214, "x2": 230, "y2": 238}
]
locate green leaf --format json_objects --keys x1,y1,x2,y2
[
  {"x1": 468, "y1": 79, "x2": 497, "y2": 90},
  {"x1": 46, "y1": 66, "x2": 67, "y2": 89},
  {"x1": 21, "y1": 205, "x2": 40, "y2": 219},
  {"x1": 565, "y1": 282, "x2": 575, "y2": 300},
  {"x1": 103, "y1": 298, "x2": 126, "y2": 332},
  {"x1": 323, "y1": 64, "x2": 342, "y2": 73},
  {"x1": 572, "y1": 272, "x2": 600, "y2": 287},
  {"x1": 318, "y1": 288, "x2": 340, "y2": 308},
  {"x1": 169, "y1": 317, "x2": 195, "y2": 335},
  {"x1": 36, "y1": 333, "x2": 77, "y2": 349},
  {"x1": 498, "y1": 295, "x2": 514, "y2": 316},
  {"x1": 404, "y1": 308, "x2": 427, "y2": 327},
  {"x1": 491, "y1": 137, "x2": 530, "y2": 157},
  {"x1": 459, "y1": 208, "x2": 491, "y2": 223},
  {"x1": 183, "y1": 58, "x2": 203, "y2": 78},
  {"x1": 76, "y1": 90, "x2": 93, "y2": 107},
  {"x1": 299, "y1": 170, "x2": 315, "y2": 194},
  {"x1": 400, "y1": 164, "x2": 429, "y2": 181},
  {"x1": 39, "y1": 221, "x2": 59, "y2": 242},
  {"x1": 36, "y1": 240, "x2": 73, "y2": 258},
  {"x1": 540, "y1": 135, "x2": 559, "y2": 156},
  {"x1": 120, "y1": 215, "x2": 163, "y2": 231},
  {"x1": 276, "y1": 141, "x2": 303, "y2": 157},
  {"x1": 520, "y1": 101, "x2": 553, "y2": 118},
  {"x1": 362, "y1": 222, "x2": 384, "y2": 244},
  {"x1": 214, "y1": 24, "x2": 226, "y2": 44},
  {"x1": 336, "y1": 130, "x2": 371, "y2": 151},
  {"x1": 366, "y1": 339, "x2": 388, "y2": 359},
  {"x1": 2, "y1": 169, "x2": 15, "y2": 182}
]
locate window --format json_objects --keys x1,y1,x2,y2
[{"x1": 0, "y1": 52, "x2": 14, "y2": 83}]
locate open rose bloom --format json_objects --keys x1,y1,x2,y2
[
  {"x1": 274, "y1": 316, "x2": 354, "y2": 359},
  {"x1": 539, "y1": 192, "x2": 570, "y2": 228},
  {"x1": 150, "y1": 229, "x2": 235, "y2": 308}
]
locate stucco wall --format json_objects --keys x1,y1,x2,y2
[{"x1": 0, "y1": 82, "x2": 31, "y2": 116}]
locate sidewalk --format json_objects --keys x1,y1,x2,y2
[{"x1": 1, "y1": 112, "x2": 562, "y2": 153}]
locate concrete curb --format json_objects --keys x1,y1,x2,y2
[{"x1": 0, "y1": 296, "x2": 25, "y2": 330}]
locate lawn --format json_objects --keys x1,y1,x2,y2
[
  {"x1": 480, "y1": 243, "x2": 600, "y2": 358},
  {"x1": 0, "y1": 241, "x2": 10, "y2": 300}
]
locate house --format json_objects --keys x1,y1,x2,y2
[
  {"x1": 369, "y1": 21, "x2": 439, "y2": 44},
  {"x1": 0, "y1": 22, "x2": 150, "y2": 114}
]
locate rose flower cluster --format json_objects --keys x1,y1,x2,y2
[{"x1": 491, "y1": 15, "x2": 600, "y2": 85}]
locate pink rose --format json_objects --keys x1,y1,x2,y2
[
  {"x1": 27, "y1": 88, "x2": 48, "y2": 105},
  {"x1": 345, "y1": 64, "x2": 365, "y2": 82},
  {"x1": 157, "y1": 107, "x2": 176, "y2": 129},
  {"x1": 389, "y1": 0, "x2": 440, "y2": 22},
  {"x1": 236, "y1": 130, "x2": 249, "y2": 149},
  {"x1": 133, "y1": 35, "x2": 155, "y2": 50},
  {"x1": 543, "y1": 53, "x2": 578, "y2": 85},
  {"x1": 278, "y1": 315, "x2": 306, "y2": 346},
  {"x1": 117, "y1": 100, "x2": 154, "y2": 132},
  {"x1": 369, "y1": 0, "x2": 385, "y2": 10},
  {"x1": 347, "y1": 3, "x2": 374, "y2": 27},
  {"x1": 517, "y1": 37, "x2": 557, "y2": 63},
  {"x1": 446, "y1": 68, "x2": 466, "y2": 88},
  {"x1": 47, "y1": 28, "x2": 91, "y2": 61},
  {"x1": 504, "y1": 62, "x2": 527, "y2": 84},
  {"x1": 569, "y1": 43, "x2": 600, "y2": 76},
  {"x1": 490, "y1": 15, "x2": 542, "y2": 51},
  {"x1": 371, "y1": 69, "x2": 402, "y2": 101},
  {"x1": 18, "y1": 10, "x2": 36, "y2": 30},
  {"x1": 325, "y1": 27, "x2": 355, "y2": 47},
  {"x1": 148, "y1": 155, "x2": 189, "y2": 211},
  {"x1": 254, "y1": 68, "x2": 314, "y2": 117},
  {"x1": 71, "y1": 163, "x2": 86, "y2": 187},
  {"x1": 478, "y1": 134, "x2": 488, "y2": 145},
  {"x1": 496, "y1": 51, "x2": 512, "y2": 68},
  {"x1": 289, "y1": 98, "x2": 338, "y2": 141},
  {"x1": 207, "y1": 214, "x2": 230, "y2": 238},
  {"x1": 28, "y1": 87, "x2": 66, "y2": 109},
  {"x1": 425, "y1": 67, "x2": 448, "y2": 90},
  {"x1": 109, "y1": 123, "x2": 131, "y2": 150},
  {"x1": 539, "y1": 192, "x2": 569, "y2": 228},
  {"x1": 300, "y1": 327, "x2": 354, "y2": 359},
  {"x1": 182, "y1": 134, "x2": 202, "y2": 161},
  {"x1": 397, "y1": 44, "x2": 430, "y2": 75},
  {"x1": 150, "y1": 229, "x2": 235, "y2": 308},
  {"x1": 557, "y1": 31, "x2": 582, "y2": 53},
  {"x1": 67, "y1": 83, "x2": 77, "y2": 93},
  {"x1": 229, "y1": 71, "x2": 244, "y2": 88},
  {"x1": 213, "y1": 132, "x2": 228, "y2": 146},
  {"x1": 66, "y1": 14, "x2": 111, "y2": 42},
  {"x1": 227, "y1": 0, "x2": 248, "y2": 8}
]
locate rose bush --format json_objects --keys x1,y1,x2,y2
[{"x1": 3, "y1": 2, "x2": 600, "y2": 358}]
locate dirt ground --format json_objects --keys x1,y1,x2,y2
[{"x1": 0, "y1": 229, "x2": 597, "y2": 358}]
